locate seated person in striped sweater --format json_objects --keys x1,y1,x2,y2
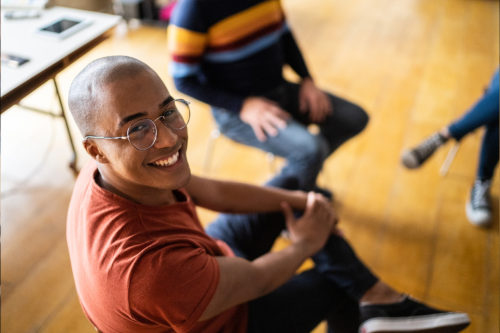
[
  {"x1": 168, "y1": 0, "x2": 369, "y2": 197},
  {"x1": 66, "y1": 56, "x2": 470, "y2": 333}
]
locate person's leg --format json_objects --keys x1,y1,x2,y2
[
  {"x1": 206, "y1": 211, "x2": 378, "y2": 301},
  {"x1": 312, "y1": 235, "x2": 378, "y2": 300},
  {"x1": 450, "y1": 70, "x2": 500, "y2": 227},
  {"x1": 477, "y1": 123, "x2": 499, "y2": 180},
  {"x1": 402, "y1": 69, "x2": 499, "y2": 169},
  {"x1": 448, "y1": 69, "x2": 499, "y2": 140},
  {"x1": 206, "y1": 203, "x2": 367, "y2": 332},
  {"x1": 211, "y1": 106, "x2": 329, "y2": 190},
  {"x1": 271, "y1": 82, "x2": 369, "y2": 156},
  {"x1": 206, "y1": 192, "x2": 363, "y2": 332},
  {"x1": 297, "y1": 233, "x2": 470, "y2": 333},
  {"x1": 205, "y1": 210, "x2": 285, "y2": 259},
  {"x1": 466, "y1": 122, "x2": 499, "y2": 227},
  {"x1": 247, "y1": 269, "x2": 360, "y2": 333},
  {"x1": 206, "y1": 209, "x2": 470, "y2": 333}
]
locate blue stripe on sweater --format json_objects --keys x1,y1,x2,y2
[
  {"x1": 169, "y1": 62, "x2": 201, "y2": 78},
  {"x1": 204, "y1": 24, "x2": 288, "y2": 63}
]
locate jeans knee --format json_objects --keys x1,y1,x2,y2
[{"x1": 290, "y1": 135, "x2": 329, "y2": 165}]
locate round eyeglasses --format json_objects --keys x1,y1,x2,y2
[{"x1": 84, "y1": 98, "x2": 190, "y2": 151}]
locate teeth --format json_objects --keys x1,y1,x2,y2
[{"x1": 152, "y1": 151, "x2": 179, "y2": 167}]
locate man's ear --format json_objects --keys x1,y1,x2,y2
[{"x1": 83, "y1": 139, "x2": 109, "y2": 164}]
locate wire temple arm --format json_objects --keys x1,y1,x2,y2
[{"x1": 82, "y1": 135, "x2": 128, "y2": 141}]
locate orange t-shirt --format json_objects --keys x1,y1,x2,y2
[{"x1": 66, "y1": 162, "x2": 248, "y2": 333}]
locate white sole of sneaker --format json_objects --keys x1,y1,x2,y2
[
  {"x1": 359, "y1": 312, "x2": 470, "y2": 333},
  {"x1": 465, "y1": 201, "x2": 491, "y2": 227}
]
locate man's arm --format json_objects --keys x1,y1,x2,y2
[
  {"x1": 185, "y1": 175, "x2": 308, "y2": 213},
  {"x1": 199, "y1": 192, "x2": 336, "y2": 321},
  {"x1": 281, "y1": 29, "x2": 311, "y2": 80},
  {"x1": 281, "y1": 29, "x2": 333, "y2": 122}
]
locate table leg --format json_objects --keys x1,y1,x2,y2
[{"x1": 53, "y1": 78, "x2": 79, "y2": 176}]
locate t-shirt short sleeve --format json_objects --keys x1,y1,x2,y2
[{"x1": 128, "y1": 242, "x2": 220, "y2": 332}]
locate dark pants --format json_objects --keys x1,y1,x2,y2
[
  {"x1": 448, "y1": 68, "x2": 499, "y2": 180},
  {"x1": 206, "y1": 208, "x2": 378, "y2": 333},
  {"x1": 211, "y1": 81, "x2": 369, "y2": 191}
]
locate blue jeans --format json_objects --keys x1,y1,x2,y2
[
  {"x1": 448, "y1": 69, "x2": 499, "y2": 180},
  {"x1": 211, "y1": 81, "x2": 369, "y2": 190},
  {"x1": 205, "y1": 198, "x2": 378, "y2": 333}
]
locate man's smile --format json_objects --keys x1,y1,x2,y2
[{"x1": 148, "y1": 147, "x2": 183, "y2": 168}]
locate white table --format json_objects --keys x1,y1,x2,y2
[{"x1": 1, "y1": 6, "x2": 121, "y2": 173}]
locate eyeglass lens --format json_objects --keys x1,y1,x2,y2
[{"x1": 126, "y1": 100, "x2": 190, "y2": 150}]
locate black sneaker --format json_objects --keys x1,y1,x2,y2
[
  {"x1": 359, "y1": 296, "x2": 470, "y2": 333},
  {"x1": 401, "y1": 133, "x2": 448, "y2": 169}
]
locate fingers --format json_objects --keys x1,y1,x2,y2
[
  {"x1": 309, "y1": 94, "x2": 320, "y2": 120},
  {"x1": 305, "y1": 192, "x2": 328, "y2": 220},
  {"x1": 240, "y1": 97, "x2": 290, "y2": 142},
  {"x1": 259, "y1": 122, "x2": 276, "y2": 139},
  {"x1": 306, "y1": 191, "x2": 316, "y2": 210},
  {"x1": 252, "y1": 116, "x2": 284, "y2": 142},
  {"x1": 300, "y1": 86, "x2": 333, "y2": 123},
  {"x1": 299, "y1": 93, "x2": 308, "y2": 113},
  {"x1": 310, "y1": 93, "x2": 332, "y2": 123},
  {"x1": 251, "y1": 123, "x2": 267, "y2": 142},
  {"x1": 265, "y1": 108, "x2": 288, "y2": 129},
  {"x1": 254, "y1": 107, "x2": 289, "y2": 142},
  {"x1": 280, "y1": 201, "x2": 295, "y2": 230},
  {"x1": 305, "y1": 192, "x2": 338, "y2": 231}
]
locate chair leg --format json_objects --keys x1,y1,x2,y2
[
  {"x1": 203, "y1": 128, "x2": 221, "y2": 175},
  {"x1": 440, "y1": 142, "x2": 460, "y2": 176}
]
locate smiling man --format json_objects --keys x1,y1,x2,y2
[{"x1": 66, "y1": 56, "x2": 470, "y2": 333}]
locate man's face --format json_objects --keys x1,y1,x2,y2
[{"x1": 93, "y1": 70, "x2": 191, "y2": 194}]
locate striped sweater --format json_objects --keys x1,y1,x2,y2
[{"x1": 168, "y1": 0, "x2": 311, "y2": 112}]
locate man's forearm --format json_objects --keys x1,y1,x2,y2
[
  {"x1": 187, "y1": 176, "x2": 307, "y2": 213},
  {"x1": 282, "y1": 30, "x2": 311, "y2": 79},
  {"x1": 251, "y1": 241, "x2": 313, "y2": 295}
]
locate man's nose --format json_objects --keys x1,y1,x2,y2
[{"x1": 153, "y1": 121, "x2": 178, "y2": 148}]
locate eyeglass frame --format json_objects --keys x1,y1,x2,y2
[{"x1": 83, "y1": 98, "x2": 190, "y2": 151}]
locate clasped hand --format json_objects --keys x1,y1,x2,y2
[{"x1": 281, "y1": 192, "x2": 339, "y2": 256}]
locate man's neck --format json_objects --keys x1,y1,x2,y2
[{"x1": 95, "y1": 169, "x2": 177, "y2": 206}]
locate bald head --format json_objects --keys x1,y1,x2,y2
[{"x1": 68, "y1": 56, "x2": 158, "y2": 136}]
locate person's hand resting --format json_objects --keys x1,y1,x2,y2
[
  {"x1": 240, "y1": 97, "x2": 290, "y2": 142},
  {"x1": 299, "y1": 78, "x2": 333, "y2": 123},
  {"x1": 281, "y1": 192, "x2": 339, "y2": 256}
]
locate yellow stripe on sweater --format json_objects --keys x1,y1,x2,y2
[
  {"x1": 208, "y1": 0, "x2": 283, "y2": 48},
  {"x1": 167, "y1": 25, "x2": 207, "y2": 56}
]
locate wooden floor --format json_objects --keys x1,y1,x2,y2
[{"x1": 1, "y1": 0, "x2": 499, "y2": 332}]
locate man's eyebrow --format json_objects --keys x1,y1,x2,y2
[
  {"x1": 119, "y1": 112, "x2": 148, "y2": 128},
  {"x1": 118, "y1": 96, "x2": 173, "y2": 128},
  {"x1": 159, "y1": 96, "x2": 174, "y2": 109}
]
